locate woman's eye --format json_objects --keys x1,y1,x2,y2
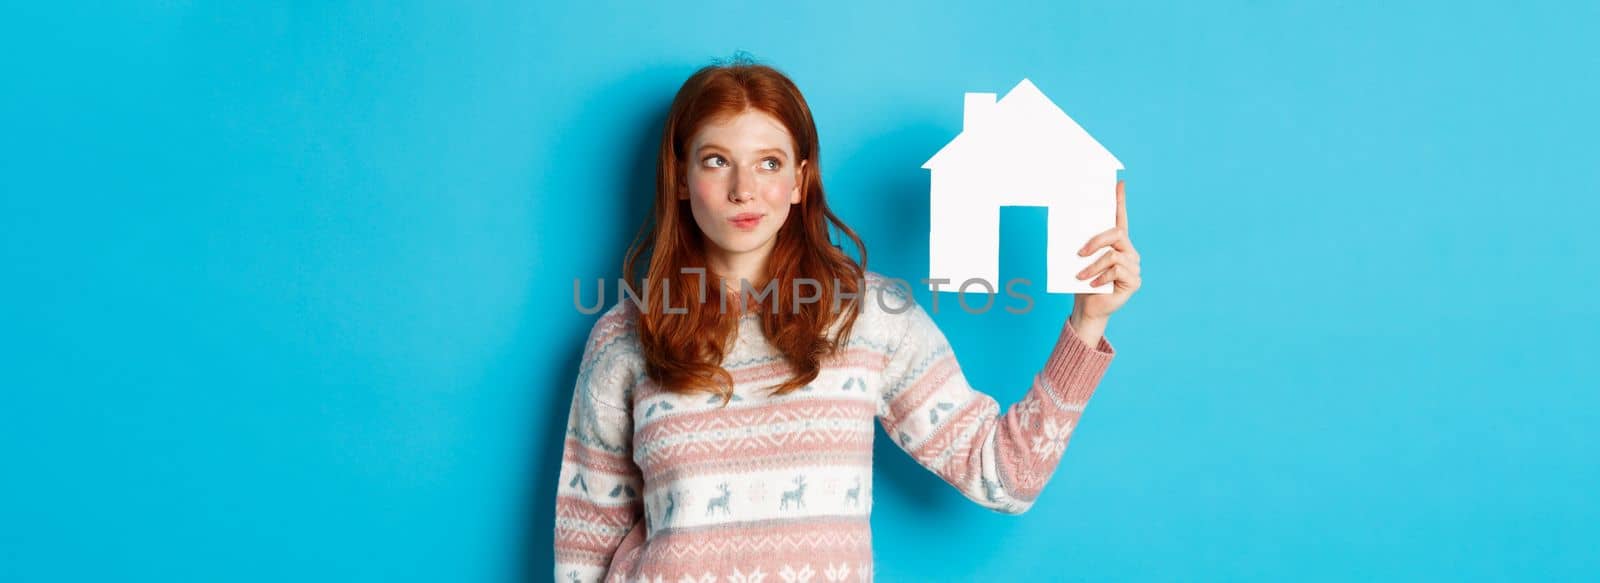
[
  {"x1": 760, "y1": 158, "x2": 780, "y2": 170},
  {"x1": 703, "y1": 156, "x2": 726, "y2": 168}
]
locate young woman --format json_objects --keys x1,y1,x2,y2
[{"x1": 554, "y1": 61, "x2": 1141, "y2": 582}]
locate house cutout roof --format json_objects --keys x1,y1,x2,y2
[{"x1": 922, "y1": 78, "x2": 1123, "y2": 171}]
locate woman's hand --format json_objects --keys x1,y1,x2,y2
[{"x1": 1070, "y1": 180, "x2": 1141, "y2": 335}]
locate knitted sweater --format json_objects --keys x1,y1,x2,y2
[{"x1": 553, "y1": 272, "x2": 1115, "y2": 582}]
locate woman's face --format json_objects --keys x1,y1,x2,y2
[{"x1": 680, "y1": 109, "x2": 806, "y2": 280}]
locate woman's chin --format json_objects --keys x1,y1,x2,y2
[{"x1": 710, "y1": 232, "x2": 770, "y2": 251}]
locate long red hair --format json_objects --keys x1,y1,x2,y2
[{"x1": 621, "y1": 60, "x2": 867, "y2": 403}]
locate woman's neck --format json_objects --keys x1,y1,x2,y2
[
  {"x1": 706, "y1": 248, "x2": 771, "y2": 293},
  {"x1": 707, "y1": 250, "x2": 774, "y2": 315}
]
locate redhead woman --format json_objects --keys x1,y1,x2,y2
[{"x1": 554, "y1": 59, "x2": 1141, "y2": 582}]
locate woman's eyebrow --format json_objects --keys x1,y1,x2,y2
[{"x1": 694, "y1": 144, "x2": 789, "y2": 159}]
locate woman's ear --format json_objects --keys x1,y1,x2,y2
[{"x1": 790, "y1": 159, "x2": 807, "y2": 204}]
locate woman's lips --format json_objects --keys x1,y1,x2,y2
[{"x1": 729, "y1": 213, "x2": 763, "y2": 230}]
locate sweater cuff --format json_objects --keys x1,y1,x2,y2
[{"x1": 1038, "y1": 319, "x2": 1115, "y2": 406}]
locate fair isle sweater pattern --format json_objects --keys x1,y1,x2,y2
[{"x1": 554, "y1": 272, "x2": 1116, "y2": 582}]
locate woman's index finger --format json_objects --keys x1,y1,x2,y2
[{"x1": 1115, "y1": 180, "x2": 1128, "y2": 231}]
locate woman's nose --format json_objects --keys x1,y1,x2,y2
[{"x1": 728, "y1": 167, "x2": 755, "y2": 203}]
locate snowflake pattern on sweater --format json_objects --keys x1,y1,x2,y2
[{"x1": 554, "y1": 272, "x2": 1115, "y2": 582}]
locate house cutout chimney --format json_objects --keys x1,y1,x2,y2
[{"x1": 963, "y1": 93, "x2": 996, "y2": 131}]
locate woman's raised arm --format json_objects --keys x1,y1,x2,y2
[{"x1": 876, "y1": 301, "x2": 1114, "y2": 514}]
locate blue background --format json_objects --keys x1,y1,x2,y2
[{"x1": 3, "y1": 1, "x2": 1597, "y2": 581}]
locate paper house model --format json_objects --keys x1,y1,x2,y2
[{"x1": 922, "y1": 78, "x2": 1122, "y2": 294}]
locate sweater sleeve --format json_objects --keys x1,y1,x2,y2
[
  {"x1": 876, "y1": 300, "x2": 1115, "y2": 514},
  {"x1": 554, "y1": 313, "x2": 646, "y2": 582}
]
